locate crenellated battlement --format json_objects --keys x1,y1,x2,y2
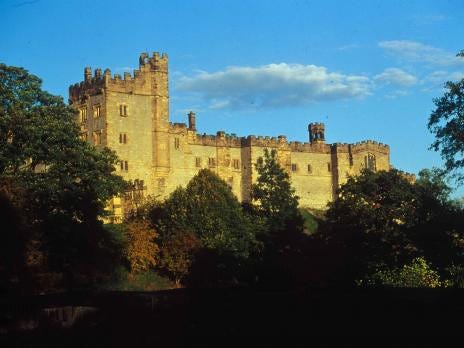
[
  {"x1": 170, "y1": 122, "x2": 188, "y2": 130},
  {"x1": 191, "y1": 132, "x2": 243, "y2": 147},
  {"x1": 138, "y1": 51, "x2": 169, "y2": 73},
  {"x1": 243, "y1": 135, "x2": 287, "y2": 148},
  {"x1": 394, "y1": 169, "x2": 416, "y2": 183},
  {"x1": 330, "y1": 143, "x2": 351, "y2": 152},
  {"x1": 69, "y1": 52, "x2": 169, "y2": 103},
  {"x1": 350, "y1": 140, "x2": 389, "y2": 154}
]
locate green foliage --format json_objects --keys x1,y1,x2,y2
[
  {"x1": 323, "y1": 169, "x2": 417, "y2": 270},
  {"x1": 252, "y1": 148, "x2": 303, "y2": 234},
  {"x1": 444, "y1": 264, "x2": 464, "y2": 288},
  {"x1": 157, "y1": 169, "x2": 257, "y2": 258},
  {"x1": 320, "y1": 168, "x2": 464, "y2": 284},
  {"x1": 146, "y1": 169, "x2": 259, "y2": 286},
  {"x1": 249, "y1": 149, "x2": 313, "y2": 287},
  {"x1": 360, "y1": 257, "x2": 446, "y2": 288},
  {"x1": 103, "y1": 267, "x2": 175, "y2": 291},
  {"x1": 428, "y1": 51, "x2": 464, "y2": 183},
  {"x1": 0, "y1": 63, "x2": 127, "y2": 293},
  {"x1": 300, "y1": 208, "x2": 320, "y2": 234}
]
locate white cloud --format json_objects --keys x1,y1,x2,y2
[
  {"x1": 175, "y1": 63, "x2": 371, "y2": 110},
  {"x1": 374, "y1": 68, "x2": 417, "y2": 86},
  {"x1": 385, "y1": 90, "x2": 410, "y2": 99},
  {"x1": 421, "y1": 70, "x2": 464, "y2": 90},
  {"x1": 378, "y1": 40, "x2": 464, "y2": 67}
]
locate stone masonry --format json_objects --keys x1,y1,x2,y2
[{"x1": 69, "y1": 52, "x2": 392, "y2": 221}]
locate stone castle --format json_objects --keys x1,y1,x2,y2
[{"x1": 69, "y1": 52, "x2": 391, "y2": 221}]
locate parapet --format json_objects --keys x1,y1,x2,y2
[
  {"x1": 69, "y1": 52, "x2": 169, "y2": 103},
  {"x1": 244, "y1": 135, "x2": 283, "y2": 147},
  {"x1": 330, "y1": 143, "x2": 351, "y2": 152},
  {"x1": 139, "y1": 51, "x2": 168, "y2": 73},
  {"x1": 170, "y1": 122, "x2": 188, "y2": 130},
  {"x1": 350, "y1": 140, "x2": 390, "y2": 154},
  {"x1": 395, "y1": 169, "x2": 416, "y2": 183},
  {"x1": 69, "y1": 67, "x2": 106, "y2": 102},
  {"x1": 191, "y1": 132, "x2": 243, "y2": 147}
]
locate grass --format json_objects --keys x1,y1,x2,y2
[
  {"x1": 103, "y1": 268, "x2": 176, "y2": 291},
  {"x1": 299, "y1": 208, "x2": 325, "y2": 234}
]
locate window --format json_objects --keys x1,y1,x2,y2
[
  {"x1": 80, "y1": 132, "x2": 88, "y2": 142},
  {"x1": 80, "y1": 108, "x2": 87, "y2": 123},
  {"x1": 93, "y1": 131, "x2": 102, "y2": 145},
  {"x1": 208, "y1": 157, "x2": 216, "y2": 166},
  {"x1": 327, "y1": 163, "x2": 331, "y2": 172},
  {"x1": 93, "y1": 105, "x2": 101, "y2": 118},
  {"x1": 232, "y1": 159, "x2": 240, "y2": 169},
  {"x1": 119, "y1": 133, "x2": 127, "y2": 144},
  {"x1": 195, "y1": 157, "x2": 201, "y2": 167},
  {"x1": 307, "y1": 164, "x2": 312, "y2": 173},
  {"x1": 174, "y1": 138, "x2": 180, "y2": 149},
  {"x1": 365, "y1": 153, "x2": 377, "y2": 171},
  {"x1": 291, "y1": 163, "x2": 298, "y2": 172},
  {"x1": 119, "y1": 104, "x2": 128, "y2": 116},
  {"x1": 120, "y1": 160, "x2": 128, "y2": 172}
]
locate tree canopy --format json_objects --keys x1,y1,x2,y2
[
  {"x1": 319, "y1": 168, "x2": 464, "y2": 285},
  {"x1": 251, "y1": 148, "x2": 303, "y2": 234},
  {"x1": 0, "y1": 63, "x2": 126, "y2": 293},
  {"x1": 157, "y1": 169, "x2": 256, "y2": 257},
  {"x1": 147, "y1": 169, "x2": 259, "y2": 286},
  {"x1": 428, "y1": 50, "x2": 464, "y2": 183}
]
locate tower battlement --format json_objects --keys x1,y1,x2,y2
[
  {"x1": 139, "y1": 52, "x2": 168, "y2": 73},
  {"x1": 351, "y1": 140, "x2": 389, "y2": 154},
  {"x1": 69, "y1": 52, "x2": 169, "y2": 102}
]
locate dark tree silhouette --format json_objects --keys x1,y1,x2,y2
[
  {"x1": 0, "y1": 64, "x2": 127, "y2": 293},
  {"x1": 428, "y1": 50, "x2": 464, "y2": 183}
]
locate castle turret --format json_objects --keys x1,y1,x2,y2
[
  {"x1": 84, "y1": 67, "x2": 92, "y2": 82},
  {"x1": 308, "y1": 122, "x2": 325, "y2": 144},
  {"x1": 188, "y1": 111, "x2": 196, "y2": 131}
]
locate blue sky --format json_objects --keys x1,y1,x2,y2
[{"x1": 1, "y1": 0, "x2": 464, "y2": 196}]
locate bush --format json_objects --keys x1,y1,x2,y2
[{"x1": 360, "y1": 257, "x2": 446, "y2": 288}]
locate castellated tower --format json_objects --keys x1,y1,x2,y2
[
  {"x1": 69, "y1": 52, "x2": 170, "y2": 221},
  {"x1": 69, "y1": 52, "x2": 392, "y2": 221},
  {"x1": 308, "y1": 123, "x2": 325, "y2": 143}
]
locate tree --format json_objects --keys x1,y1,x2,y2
[
  {"x1": 0, "y1": 64, "x2": 126, "y2": 292},
  {"x1": 250, "y1": 149, "x2": 310, "y2": 287},
  {"x1": 149, "y1": 169, "x2": 258, "y2": 286},
  {"x1": 428, "y1": 50, "x2": 464, "y2": 183},
  {"x1": 319, "y1": 169, "x2": 464, "y2": 285},
  {"x1": 158, "y1": 169, "x2": 256, "y2": 257},
  {"x1": 124, "y1": 220, "x2": 159, "y2": 273},
  {"x1": 158, "y1": 230, "x2": 200, "y2": 286},
  {"x1": 251, "y1": 148, "x2": 303, "y2": 234}
]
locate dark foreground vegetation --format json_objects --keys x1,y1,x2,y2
[
  {"x1": 1, "y1": 51, "x2": 464, "y2": 340},
  {"x1": 2, "y1": 287, "x2": 464, "y2": 344}
]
